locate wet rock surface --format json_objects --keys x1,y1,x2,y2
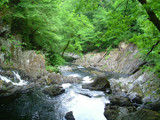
[
  {"x1": 104, "y1": 93, "x2": 136, "y2": 120},
  {"x1": 42, "y1": 85, "x2": 65, "y2": 97},
  {"x1": 0, "y1": 67, "x2": 43, "y2": 104},
  {"x1": 82, "y1": 76, "x2": 110, "y2": 91},
  {"x1": 0, "y1": 81, "x2": 37, "y2": 104},
  {"x1": 104, "y1": 91, "x2": 160, "y2": 120},
  {"x1": 65, "y1": 111, "x2": 75, "y2": 120},
  {"x1": 109, "y1": 94, "x2": 133, "y2": 107}
]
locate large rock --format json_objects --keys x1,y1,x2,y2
[
  {"x1": 104, "y1": 94, "x2": 136, "y2": 120},
  {"x1": 109, "y1": 95, "x2": 133, "y2": 107},
  {"x1": 82, "y1": 76, "x2": 110, "y2": 91},
  {"x1": 42, "y1": 72, "x2": 81, "y2": 85},
  {"x1": 104, "y1": 93, "x2": 160, "y2": 120},
  {"x1": 18, "y1": 50, "x2": 47, "y2": 79},
  {"x1": 42, "y1": 85, "x2": 65, "y2": 97}
]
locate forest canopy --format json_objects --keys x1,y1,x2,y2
[{"x1": 0, "y1": 0, "x2": 160, "y2": 74}]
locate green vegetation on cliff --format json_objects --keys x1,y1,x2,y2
[{"x1": 0, "y1": 0, "x2": 160, "y2": 74}]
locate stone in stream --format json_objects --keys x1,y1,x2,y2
[
  {"x1": 65, "y1": 111, "x2": 75, "y2": 120},
  {"x1": 42, "y1": 85, "x2": 65, "y2": 97},
  {"x1": 82, "y1": 76, "x2": 111, "y2": 91}
]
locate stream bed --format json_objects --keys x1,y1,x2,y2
[{"x1": 0, "y1": 65, "x2": 128, "y2": 120}]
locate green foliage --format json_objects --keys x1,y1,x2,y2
[
  {"x1": 1, "y1": 0, "x2": 159, "y2": 75},
  {"x1": 0, "y1": 46, "x2": 7, "y2": 52},
  {"x1": 46, "y1": 65, "x2": 59, "y2": 73},
  {"x1": 8, "y1": 35, "x2": 25, "y2": 48},
  {"x1": 0, "y1": 0, "x2": 8, "y2": 9},
  {"x1": 129, "y1": 4, "x2": 160, "y2": 73}
]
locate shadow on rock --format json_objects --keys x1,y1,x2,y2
[
  {"x1": 82, "y1": 76, "x2": 111, "y2": 91},
  {"x1": 42, "y1": 85, "x2": 65, "y2": 97}
]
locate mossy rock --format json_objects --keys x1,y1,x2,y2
[
  {"x1": 132, "y1": 86, "x2": 143, "y2": 96},
  {"x1": 0, "y1": 80, "x2": 3, "y2": 85},
  {"x1": 45, "y1": 78, "x2": 51, "y2": 85},
  {"x1": 82, "y1": 76, "x2": 110, "y2": 91},
  {"x1": 120, "y1": 109, "x2": 160, "y2": 120},
  {"x1": 90, "y1": 70, "x2": 103, "y2": 76},
  {"x1": 42, "y1": 85, "x2": 65, "y2": 97}
]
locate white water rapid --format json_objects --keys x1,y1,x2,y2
[{"x1": 0, "y1": 71, "x2": 27, "y2": 86}]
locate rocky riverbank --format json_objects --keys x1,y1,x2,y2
[
  {"x1": 0, "y1": 50, "x2": 81, "y2": 104},
  {"x1": 75, "y1": 42, "x2": 160, "y2": 120}
]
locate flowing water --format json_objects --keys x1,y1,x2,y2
[
  {"x1": 0, "y1": 71, "x2": 27, "y2": 86},
  {"x1": 0, "y1": 65, "x2": 127, "y2": 120}
]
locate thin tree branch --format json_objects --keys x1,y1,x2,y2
[
  {"x1": 144, "y1": 40, "x2": 160, "y2": 61},
  {"x1": 113, "y1": 0, "x2": 126, "y2": 12},
  {"x1": 124, "y1": 0, "x2": 129, "y2": 16},
  {"x1": 62, "y1": 40, "x2": 71, "y2": 57}
]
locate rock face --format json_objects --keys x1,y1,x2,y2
[
  {"x1": 18, "y1": 50, "x2": 47, "y2": 79},
  {"x1": 108, "y1": 70, "x2": 160, "y2": 104},
  {"x1": 82, "y1": 76, "x2": 110, "y2": 91},
  {"x1": 42, "y1": 85, "x2": 65, "y2": 97},
  {"x1": 75, "y1": 42, "x2": 143, "y2": 74},
  {"x1": 65, "y1": 111, "x2": 75, "y2": 120}
]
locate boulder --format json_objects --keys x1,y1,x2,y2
[
  {"x1": 129, "y1": 92, "x2": 143, "y2": 104},
  {"x1": 109, "y1": 95, "x2": 133, "y2": 107},
  {"x1": 104, "y1": 105, "x2": 135, "y2": 120},
  {"x1": 82, "y1": 76, "x2": 110, "y2": 91},
  {"x1": 18, "y1": 50, "x2": 47, "y2": 79},
  {"x1": 44, "y1": 72, "x2": 81, "y2": 85},
  {"x1": 104, "y1": 105, "x2": 120, "y2": 120},
  {"x1": 104, "y1": 94, "x2": 136, "y2": 120},
  {"x1": 65, "y1": 111, "x2": 75, "y2": 120},
  {"x1": 42, "y1": 85, "x2": 65, "y2": 97}
]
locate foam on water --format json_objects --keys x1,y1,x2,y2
[
  {"x1": 0, "y1": 75, "x2": 12, "y2": 83},
  {"x1": 61, "y1": 88, "x2": 109, "y2": 120},
  {"x1": 68, "y1": 73, "x2": 81, "y2": 77},
  {"x1": 77, "y1": 66, "x2": 84, "y2": 69},
  {"x1": 62, "y1": 83, "x2": 72, "y2": 89},
  {"x1": 82, "y1": 76, "x2": 93, "y2": 83},
  {"x1": 0, "y1": 71, "x2": 27, "y2": 86}
]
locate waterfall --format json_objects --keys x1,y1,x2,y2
[{"x1": 0, "y1": 71, "x2": 27, "y2": 86}]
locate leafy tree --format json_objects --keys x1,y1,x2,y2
[{"x1": 1, "y1": 0, "x2": 160, "y2": 74}]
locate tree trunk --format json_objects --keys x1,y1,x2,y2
[
  {"x1": 138, "y1": 0, "x2": 160, "y2": 32},
  {"x1": 62, "y1": 40, "x2": 70, "y2": 57}
]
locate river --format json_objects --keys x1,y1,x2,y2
[{"x1": 0, "y1": 65, "x2": 127, "y2": 120}]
